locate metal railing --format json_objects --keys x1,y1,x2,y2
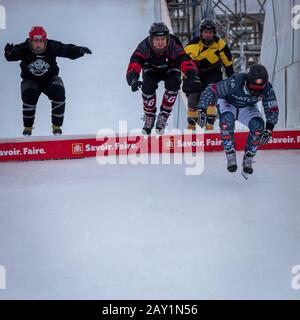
[{"x1": 167, "y1": 0, "x2": 266, "y2": 71}]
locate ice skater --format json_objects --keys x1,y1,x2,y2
[
  {"x1": 197, "y1": 64, "x2": 279, "y2": 178},
  {"x1": 5, "y1": 26, "x2": 92, "y2": 136},
  {"x1": 126, "y1": 22, "x2": 201, "y2": 135}
]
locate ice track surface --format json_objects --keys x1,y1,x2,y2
[{"x1": 0, "y1": 150, "x2": 300, "y2": 299}]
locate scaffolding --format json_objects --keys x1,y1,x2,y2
[{"x1": 166, "y1": 0, "x2": 267, "y2": 71}]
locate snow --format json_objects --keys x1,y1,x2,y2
[{"x1": 0, "y1": 0, "x2": 300, "y2": 300}]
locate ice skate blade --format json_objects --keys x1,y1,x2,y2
[
  {"x1": 142, "y1": 129, "x2": 151, "y2": 136},
  {"x1": 241, "y1": 170, "x2": 251, "y2": 180},
  {"x1": 155, "y1": 128, "x2": 165, "y2": 135}
]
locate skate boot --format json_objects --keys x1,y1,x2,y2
[
  {"x1": 187, "y1": 110, "x2": 198, "y2": 131},
  {"x1": 22, "y1": 127, "x2": 33, "y2": 136},
  {"x1": 142, "y1": 112, "x2": 156, "y2": 135},
  {"x1": 242, "y1": 151, "x2": 255, "y2": 179},
  {"x1": 155, "y1": 110, "x2": 170, "y2": 135},
  {"x1": 52, "y1": 125, "x2": 62, "y2": 136},
  {"x1": 205, "y1": 105, "x2": 217, "y2": 130},
  {"x1": 225, "y1": 149, "x2": 237, "y2": 173}
]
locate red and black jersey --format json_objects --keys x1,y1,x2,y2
[
  {"x1": 5, "y1": 39, "x2": 85, "y2": 82},
  {"x1": 126, "y1": 35, "x2": 197, "y2": 85}
]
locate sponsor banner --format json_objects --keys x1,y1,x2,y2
[{"x1": 0, "y1": 131, "x2": 299, "y2": 162}]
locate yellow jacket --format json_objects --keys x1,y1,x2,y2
[{"x1": 184, "y1": 36, "x2": 234, "y2": 78}]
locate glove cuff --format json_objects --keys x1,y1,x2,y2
[
  {"x1": 127, "y1": 72, "x2": 139, "y2": 86},
  {"x1": 266, "y1": 122, "x2": 275, "y2": 131}
]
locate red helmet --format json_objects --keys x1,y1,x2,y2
[{"x1": 29, "y1": 26, "x2": 47, "y2": 41}]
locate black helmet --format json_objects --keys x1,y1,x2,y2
[
  {"x1": 245, "y1": 64, "x2": 269, "y2": 95},
  {"x1": 149, "y1": 22, "x2": 169, "y2": 37},
  {"x1": 200, "y1": 19, "x2": 217, "y2": 33}
]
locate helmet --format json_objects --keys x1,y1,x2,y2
[
  {"x1": 149, "y1": 22, "x2": 169, "y2": 37},
  {"x1": 149, "y1": 22, "x2": 169, "y2": 54},
  {"x1": 200, "y1": 19, "x2": 217, "y2": 34},
  {"x1": 29, "y1": 26, "x2": 47, "y2": 41},
  {"x1": 28, "y1": 26, "x2": 47, "y2": 54},
  {"x1": 245, "y1": 64, "x2": 269, "y2": 96}
]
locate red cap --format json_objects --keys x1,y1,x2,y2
[{"x1": 29, "y1": 26, "x2": 47, "y2": 41}]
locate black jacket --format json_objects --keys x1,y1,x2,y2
[
  {"x1": 126, "y1": 35, "x2": 197, "y2": 85},
  {"x1": 5, "y1": 39, "x2": 84, "y2": 82}
]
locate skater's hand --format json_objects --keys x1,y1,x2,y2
[
  {"x1": 5, "y1": 43, "x2": 14, "y2": 54},
  {"x1": 80, "y1": 47, "x2": 92, "y2": 54},
  {"x1": 257, "y1": 129, "x2": 272, "y2": 145},
  {"x1": 197, "y1": 108, "x2": 207, "y2": 128},
  {"x1": 130, "y1": 79, "x2": 143, "y2": 92}
]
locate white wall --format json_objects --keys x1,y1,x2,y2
[{"x1": 261, "y1": 0, "x2": 300, "y2": 128}]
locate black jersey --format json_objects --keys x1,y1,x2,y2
[
  {"x1": 126, "y1": 35, "x2": 196, "y2": 85},
  {"x1": 5, "y1": 39, "x2": 84, "y2": 82}
]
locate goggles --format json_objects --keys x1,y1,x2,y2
[{"x1": 247, "y1": 81, "x2": 266, "y2": 95}]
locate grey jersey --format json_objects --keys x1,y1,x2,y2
[{"x1": 198, "y1": 73, "x2": 279, "y2": 126}]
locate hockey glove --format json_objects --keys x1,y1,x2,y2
[
  {"x1": 257, "y1": 129, "x2": 272, "y2": 145},
  {"x1": 80, "y1": 47, "x2": 92, "y2": 54},
  {"x1": 5, "y1": 43, "x2": 14, "y2": 55},
  {"x1": 130, "y1": 79, "x2": 143, "y2": 92},
  {"x1": 197, "y1": 108, "x2": 208, "y2": 128}
]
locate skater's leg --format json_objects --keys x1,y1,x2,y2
[
  {"x1": 246, "y1": 117, "x2": 265, "y2": 155},
  {"x1": 155, "y1": 69, "x2": 181, "y2": 134},
  {"x1": 238, "y1": 107, "x2": 265, "y2": 176},
  {"x1": 187, "y1": 92, "x2": 201, "y2": 130},
  {"x1": 21, "y1": 79, "x2": 41, "y2": 135},
  {"x1": 141, "y1": 69, "x2": 159, "y2": 134},
  {"x1": 217, "y1": 100, "x2": 236, "y2": 153},
  {"x1": 162, "y1": 68, "x2": 181, "y2": 112},
  {"x1": 43, "y1": 76, "x2": 65, "y2": 134},
  {"x1": 217, "y1": 99, "x2": 237, "y2": 172}
]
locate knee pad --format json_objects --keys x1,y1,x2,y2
[
  {"x1": 47, "y1": 85, "x2": 66, "y2": 101},
  {"x1": 142, "y1": 78, "x2": 158, "y2": 96},
  {"x1": 219, "y1": 111, "x2": 235, "y2": 132},
  {"x1": 165, "y1": 77, "x2": 181, "y2": 92},
  {"x1": 248, "y1": 117, "x2": 264, "y2": 134}
]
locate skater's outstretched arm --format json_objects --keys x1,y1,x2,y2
[
  {"x1": 50, "y1": 40, "x2": 92, "y2": 60},
  {"x1": 4, "y1": 42, "x2": 27, "y2": 61}
]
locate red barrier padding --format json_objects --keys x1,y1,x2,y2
[{"x1": 0, "y1": 130, "x2": 300, "y2": 162}]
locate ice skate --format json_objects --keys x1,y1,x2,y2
[{"x1": 142, "y1": 112, "x2": 156, "y2": 135}]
